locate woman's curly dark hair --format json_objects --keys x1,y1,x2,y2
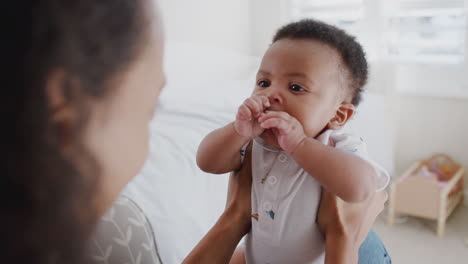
[
  {"x1": 273, "y1": 19, "x2": 368, "y2": 106},
  {"x1": 1, "y1": 0, "x2": 150, "y2": 262}
]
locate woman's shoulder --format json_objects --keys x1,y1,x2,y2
[{"x1": 87, "y1": 195, "x2": 163, "y2": 264}]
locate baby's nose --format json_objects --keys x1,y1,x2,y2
[
  {"x1": 267, "y1": 94, "x2": 282, "y2": 105},
  {"x1": 256, "y1": 88, "x2": 283, "y2": 105}
]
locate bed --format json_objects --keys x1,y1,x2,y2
[{"x1": 122, "y1": 41, "x2": 395, "y2": 263}]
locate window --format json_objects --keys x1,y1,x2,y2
[
  {"x1": 385, "y1": 0, "x2": 467, "y2": 64},
  {"x1": 385, "y1": 0, "x2": 468, "y2": 97},
  {"x1": 288, "y1": 0, "x2": 468, "y2": 97},
  {"x1": 289, "y1": 0, "x2": 382, "y2": 60},
  {"x1": 290, "y1": 0, "x2": 364, "y2": 34}
]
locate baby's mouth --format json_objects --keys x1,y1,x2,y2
[
  {"x1": 260, "y1": 129, "x2": 281, "y2": 148},
  {"x1": 259, "y1": 129, "x2": 271, "y2": 139},
  {"x1": 263, "y1": 128, "x2": 274, "y2": 136},
  {"x1": 264, "y1": 106, "x2": 273, "y2": 111}
]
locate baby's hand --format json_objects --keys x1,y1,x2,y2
[
  {"x1": 258, "y1": 111, "x2": 307, "y2": 153},
  {"x1": 234, "y1": 95, "x2": 270, "y2": 139}
]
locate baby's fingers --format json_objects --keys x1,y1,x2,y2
[
  {"x1": 258, "y1": 111, "x2": 291, "y2": 123},
  {"x1": 236, "y1": 104, "x2": 252, "y2": 121},
  {"x1": 257, "y1": 95, "x2": 270, "y2": 109},
  {"x1": 244, "y1": 98, "x2": 263, "y2": 118},
  {"x1": 260, "y1": 117, "x2": 289, "y2": 134}
]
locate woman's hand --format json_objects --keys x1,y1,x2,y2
[
  {"x1": 225, "y1": 143, "x2": 254, "y2": 234},
  {"x1": 317, "y1": 188, "x2": 388, "y2": 264},
  {"x1": 184, "y1": 143, "x2": 253, "y2": 264}
]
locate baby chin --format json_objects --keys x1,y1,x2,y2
[{"x1": 260, "y1": 129, "x2": 282, "y2": 149}]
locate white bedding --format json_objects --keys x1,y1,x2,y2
[
  {"x1": 123, "y1": 42, "x2": 394, "y2": 263},
  {"x1": 123, "y1": 100, "x2": 235, "y2": 263}
]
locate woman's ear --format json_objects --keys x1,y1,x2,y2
[
  {"x1": 46, "y1": 70, "x2": 77, "y2": 152},
  {"x1": 328, "y1": 102, "x2": 355, "y2": 130}
]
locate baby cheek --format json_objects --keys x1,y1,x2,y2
[
  {"x1": 302, "y1": 123, "x2": 318, "y2": 138},
  {"x1": 300, "y1": 115, "x2": 327, "y2": 138}
]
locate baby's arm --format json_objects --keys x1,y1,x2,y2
[
  {"x1": 197, "y1": 95, "x2": 270, "y2": 174},
  {"x1": 258, "y1": 111, "x2": 377, "y2": 203},
  {"x1": 197, "y1": 123, "x2": 249, "y2": 174},
  {"x1": 292, "y1": 138, "x2": 377, "y2": 203}
]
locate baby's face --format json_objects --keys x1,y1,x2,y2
[{"x1": 254, "y1": 38, "x2": 348, "y2": 148}]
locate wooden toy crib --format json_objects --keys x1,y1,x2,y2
[{"x1": 387, "y1": 154, "x2": 465, "y2": 237}]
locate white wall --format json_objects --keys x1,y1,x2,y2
[
  {"x1": 249, "y1": 0, "x2": 290, "y2": 56},
  {"x1": 158, "y1": 0, "x2": 291, "y2": 56},
  {"x1": 158, "y1": 0, "x2": 251, "y2": 53},
  {"x1": 394, "y1": 95, "x2": 468, "y2": 188}
]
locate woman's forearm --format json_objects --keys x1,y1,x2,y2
[
  {"x1": 183, "y1": 205, "x2": 247, "y2": 264},
  {"x1": 319, "y1": 189, "x2": 387, "y2": 264},
  {"x1": 187, "y1": 142, "x2": 252, "y2": 263},
  {"x1": 325, "y1": 234, "x2": 358, "y2": 264}
]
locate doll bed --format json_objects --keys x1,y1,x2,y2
[{"x1": 387, "y1": 154, "x2": 465, "y2": 237}]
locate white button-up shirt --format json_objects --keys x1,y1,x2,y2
[{"x1": 243, "y1": 128, "x2": 390, "y2": 264}]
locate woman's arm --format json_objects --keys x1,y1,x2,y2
[
  {"x1": 317, "y1": 188, "x2": 388, "y2": 264},
  {"x1": 183, "y1": 203, "x2": 249, "y2": 264},
  {"x1": 184, "y1": 144, "x2": 253, "y2": 263},
  {"x1": 325, "y1": 234, "x2": 358, "y2": 264}
]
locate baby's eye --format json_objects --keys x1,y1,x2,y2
[
  {"x1": 289, "y1": 84, "x2": 306, "y2": 92},
  {"x1": 257, "y1": 80, "x2": 271, "y2": 88}
]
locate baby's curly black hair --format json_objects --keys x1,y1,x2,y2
[{"x1": 273, "y1": 19, "x2": 368, "y2": 106}]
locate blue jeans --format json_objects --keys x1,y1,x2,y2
[{"x1": 358, "y1": 230, "x2": 392, "y2": 264}]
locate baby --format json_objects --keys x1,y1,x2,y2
[{"x1": 197, "y1": 19, "x2": 390, "y2": 264}]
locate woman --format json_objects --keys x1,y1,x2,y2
[{"x1": 1, "y1": 0, "x2": 386, "y2": 263}]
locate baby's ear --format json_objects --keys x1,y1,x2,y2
[{"x1": 328, "y1": 102, "x2": 355, "y2": 130}]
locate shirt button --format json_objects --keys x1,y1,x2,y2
[
  {"x1": 268, "y1": 176, "x2": 277, "y2": 185},
  {"x1": 278, "y1": 154, "x2": 288, "y2": 162},
  {"x1": 263, "y1": 202, "x2": 272, "y2": 211}
]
